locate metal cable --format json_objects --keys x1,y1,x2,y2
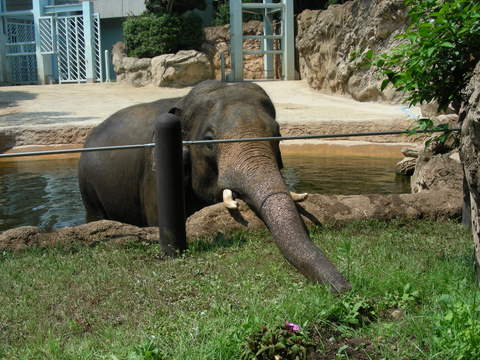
[{"x1": 0, "y1": 128, "x2": 460, "y2": 159}]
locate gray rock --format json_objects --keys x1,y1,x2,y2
[
  {"x1": 411, "y1": 150, "x2": 463, "y2": 194},
  {"x1": 151, "y1": 50, "x2": 214, "y2": 87},
  {"x1": 395, "y1": 157, "x2": 416, "y2": 176},
  {"x1": 296, "y1": 0, "x2": 408, "y2": 103},
  {"x1": 0, "y1": 191, "x2": 462, "y2": 252},
  {"x1": 401, "y1": 146, "x2": 420, "y2": 158},
  {"x1": 111, "y1": 43, "x2": 213, "y2": 87}
]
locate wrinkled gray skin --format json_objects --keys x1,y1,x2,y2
[{"x1": 79, "y1": 80, "x2": 350, "y2": 292}]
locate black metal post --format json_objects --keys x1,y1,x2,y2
[{"x1": 154, "y1": 114, "x2": 187, "y2": 256}]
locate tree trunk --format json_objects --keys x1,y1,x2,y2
[{"x1": 460, "y1": 62, "x2": 480, "y2": 282}]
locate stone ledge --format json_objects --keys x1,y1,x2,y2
[{"x1": 0, "y1": 190, "x2": 461, "y2": 251}]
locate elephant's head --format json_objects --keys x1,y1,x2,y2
[{"x1": 172, "y1": 81, "x2": 350, "y2": 292}]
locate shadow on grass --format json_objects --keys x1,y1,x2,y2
[{"x1": 188, "y1": 231, "x2": 259, "y2": 254}]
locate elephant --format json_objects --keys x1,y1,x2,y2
[{"x1": 78, "y1": 80, "x2": 350, "y2": 292}]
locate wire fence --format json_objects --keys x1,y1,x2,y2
[{"x1": 0, "y1": 128, "x2": 461, "y2": 159}]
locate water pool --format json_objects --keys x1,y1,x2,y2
[{"x1": 0, "y1": 152, "x2": 410, "y2": 232}]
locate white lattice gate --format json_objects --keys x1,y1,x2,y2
[
  {"x1": 5, "y1": 20, "x2": 38, "y2": 84},
  {"x1": 55, "y1": 14, "x2": 102, "y2": 83}
]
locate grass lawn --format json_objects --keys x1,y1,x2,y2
[{"x1": 0, "y1": 219, "x2": 479, "y2": 359}]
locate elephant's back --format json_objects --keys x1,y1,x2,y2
[
  {"x1": 85, "y1": 97, "x2": 180, "y2": 147},
  {"x1": 78, "y1": 97, "x2": 179, "y2": 226}
]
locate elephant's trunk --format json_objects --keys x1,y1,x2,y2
[{"x1": 218, "y1": 141, "x2": 351, "y2": 293}]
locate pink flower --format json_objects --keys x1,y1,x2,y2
[{"x1": 285, "y1": 322, "x2": 301, "y2": 332}]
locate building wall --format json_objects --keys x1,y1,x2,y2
[
  {"x1": 92, "y1": 0, "x2": 145, "y2": 19},
  {"x1": 5, "y1": 0, "x2": 32, "y2": 11},
  {"x1": 100, "y1": 17, "x2": 124, "y2": 80}
]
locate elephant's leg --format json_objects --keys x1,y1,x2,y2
[{"x1": 79, "y1": 181, "x2": 107, "y2": 223}]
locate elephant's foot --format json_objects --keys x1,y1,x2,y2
[
  {"x1": 223, "y1": 189, "x2": 239, "y2": 209},
  {"x1": 290, "y1": 192, "x2": 308, "y2": 202}
]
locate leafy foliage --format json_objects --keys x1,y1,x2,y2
[
  {"x1": 213, "y1": 0, "x2": 262, "y2": 26},
  {"x1": 145, "y1": 0, "x2": 206, "y2": 14},
  {"x1": 320, "y1": 294, "x2": 376, "y2": 329},
  {"x1": 213, "y1": 0, "x2": 350, "y2": 26},
  {"x1": 241, "y1": 322, "x2": 313, "y2": 359},
  {"x1": 374, "y1": 0, "x2": 480, "y2": 112},
  {"x1": 382, "y1": 283, "x2": 420, "y2": 310},
  {"x1": 123, "y1": 11, "x2": 204, "y2": 58},
  {"x1": 432, "y1": 296, "x2": 480, "y2": 359}
]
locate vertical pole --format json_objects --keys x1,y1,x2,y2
[
  {"x1": 33, "y1": 0, "x2": 52, "y2": 84},
  {"x1": 0, "y1": 0, "x2": 6, "y2": 84},
  {"x1": 263, "y1": 0, "x2": 274, "y2": 79},
  {"x1": 82, "y1": 1, "x2": 95, "y2": 83},
  {"x1": 230, "y1": 0, "x2": 243, "y2": 81},
  {"x1": 104, "y1": 49, "x2": 111, "y2": 82},
  {"x1": 220, "y1": 52, "x2": 225, "y2": 81},
  {"x1": 281, "y1": 0, "x2": 295, "y2": 80},
  {"x1": 154, "y1": 114, "x2": 187, "y2": 257}
]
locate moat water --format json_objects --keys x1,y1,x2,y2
[{"x1": 0, "y1": 153, "x2": 410, "y2": 232}]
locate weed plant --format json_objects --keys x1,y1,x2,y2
[{"x1": 0, "y1": 219, "x2": 478, "y2": 359}]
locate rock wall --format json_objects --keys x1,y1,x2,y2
[
  {"x1": 0, "y1": 191, "x2": 461, "y2": 251},
  {"x1": 112, "y1": 42, "x2": 214, "y2": 87},
  {"x1": 296, "y1": 0, "x2": 407, "y2": 102}
]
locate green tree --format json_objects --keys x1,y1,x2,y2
[
  {"x1": 374, "y1": 0, "x2": 480, "y2": 283},
  {"x1": 123, "y1": 11, "x2": 204, "y2": 58},
  {"x1": 213, "y1": 0, "x2": 350, "y2": 26},
  {"x1": 145, "y1": 0, "x2": 206, "y2": 14},
  {"x1": 374, "y1": 0, "x2": 480, "y2": 113}
]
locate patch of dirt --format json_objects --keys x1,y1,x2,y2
[{"x1": 308, "y1": 325, "x2": 379, "y2": 360}]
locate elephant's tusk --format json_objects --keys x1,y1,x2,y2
[
  {"x1": 223, "y1": 189, "x2": 239, "y2": 209},
  {"x1": 290, "y1": 192, "x2": 308, "y2": 202}
]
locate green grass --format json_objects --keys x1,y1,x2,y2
[{"x1": 0, "y1": 219, "x2": 478, "y2": 359}]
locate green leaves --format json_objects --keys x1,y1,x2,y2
[
  {"x1": 374, "y1": 0, "x2": 480, "y2": 112},
  {"x1": 123, "y1": 11, "x2": 204, "y2": 58},
  {"x1": 241, "y1": 323, "x2": 313, "y2": 360},
  {"x1": 432, "y1": 298, "x2": 480, "y2": 359}
]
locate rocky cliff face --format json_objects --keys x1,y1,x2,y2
[{"x1": 296, "y1": 0, "x2": 407, "y2": 102}]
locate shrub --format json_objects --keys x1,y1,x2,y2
[
  {"x1": 374, "y1": 0, "x2": 480, "y2": 112},
  {"x1": 213, "y1": 0, "x2": 263, "y2": 26},
  {"x1": 241, "y1": 322, "x2": 313, "y2": 360},
  {"x1": 432, "y1": 298, "x2": 480, "y2": 360},
  {"x1": 123, "y1": 11, "x2": 204, "y2": 58},
  {"x1": 145, "y1": 0, "x2": 206, "y2": 15},
  {"x1": 178, "y1": 12, "x2": 205, "y2": 50}
]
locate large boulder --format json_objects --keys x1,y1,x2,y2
[
  {"x1": 296, "y1": 0, "x2": 408, "y2": 102},
  {"x1": 411, "y1": 150, "x2": 463, "y2": 194},
  {"x1": 151, "y1": 50, "x2": 214, "y2": 87},
  {"x1": 395, "y1": 157, "x2": 416, "y2": 176},
  {"x1": 112, "y1": 42, "x2": 214, "y2": 87}
]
